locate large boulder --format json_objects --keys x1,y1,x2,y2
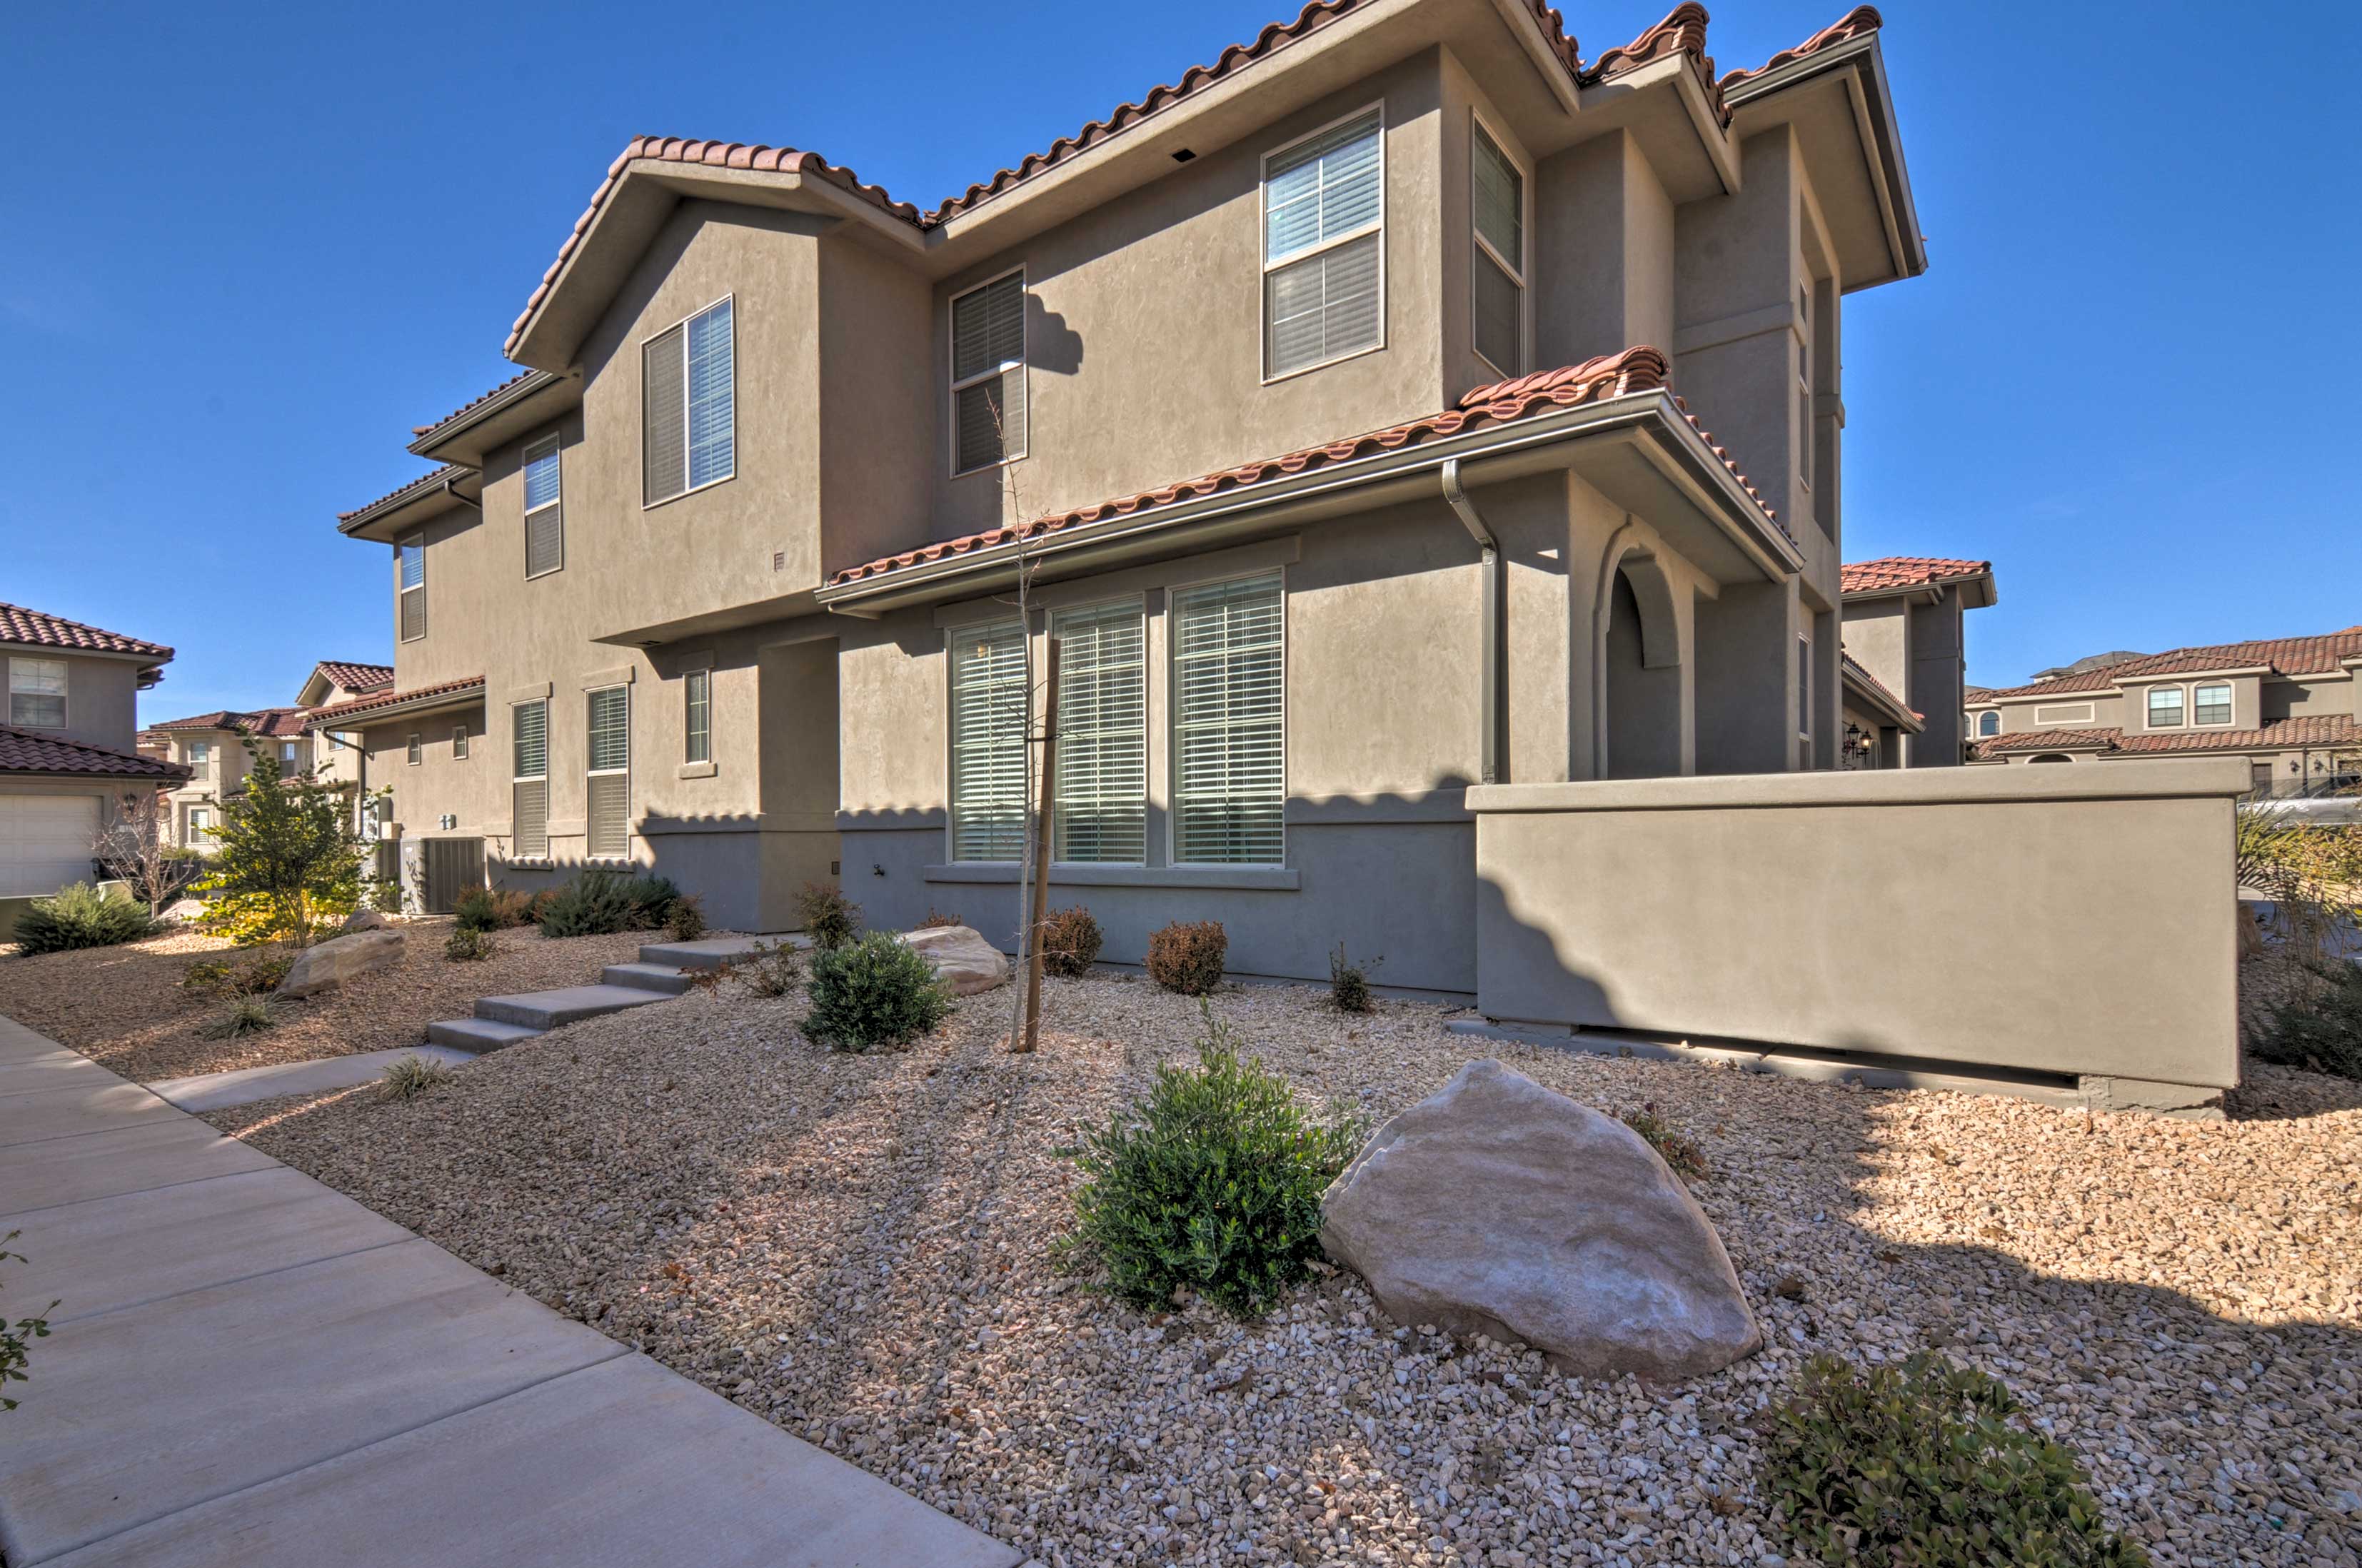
[
  {"x1": 279, "y1": 928, "x2": 406, "y2": 998},
  {"x1": 161, "y1": 898, "x2": 206, "y2": 925},
  {"x1": 1320, "y1": 1059, "x2": 1760, "y2": 1381},
  {"x1": 896, "y1": 924, "x2": 1010, "y2": 995},
  {"x1": 343, "y1": 908, "x2": 390, "y2": 934}
]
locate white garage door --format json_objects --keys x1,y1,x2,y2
[{"x1": 0, "y1": 795, "x2": 100, "y2": 897}]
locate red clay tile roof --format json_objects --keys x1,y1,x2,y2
[
  {"x1": 411, "y1": 369, "x2": 542, "y2": 437},
  {"x1": 306, "y1": 675, "x2": 486, "y2": 725},
  {"x1": 1717, "y1": 4, "x2": 1884, "y2": 93},
  {"x1": 338, "y1": 465, "x2": 468, "y2": 524},
  {"x1": 1580, "y1": 4, "x2": 1731, "y2": 123},
  {"x1": 1839, "y1": 556, "x2": 1993, "y2": 595},
  {"x1": 312, "y1": 661, "x2": 394, "y2": 695},
  {"x1": 0, "y1": 603, "x2": 172, "y2": 661},
  {"x1": 1963, "y1": 685, "x2": 1997, "y2": 704},
  {"x1": 151, "y1": 707, "x2": 313, "y2": 739},
  {"x1": 0, "y1": 725, "x2": 190, "y2": 780},
  {"x1": 1977, "y1": 715, "x2": 2362, "y2": 759},
  {"x1": 1980, "y1": 629, "x2": 2362, "y2": 699},
  {"x1": 826, "y1": 347, "x2": 1778, "y2": 588}
]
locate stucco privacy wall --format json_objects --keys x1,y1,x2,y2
[{"x1": 1468, "y1": 759, "x2": 2250, "y2": 1090}]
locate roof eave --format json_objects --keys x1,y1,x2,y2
[
  {"x1": 338, "y1": 471, "x2": 483, "y2": 544},
  {"x1": 1840, "y1": 568, "x2": 1996, "y2": 608},
  {"x1": 407, "y1": 370, "x2": 581, "y2": 465},
  {"x1": 307, "y1": 681, "x2": 488, "y2": 730},
  {"x1": 1841, "y1": 665, "x2": 1921, "y2": 733}
]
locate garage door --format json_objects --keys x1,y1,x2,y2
[{"x1": 0, "y1": 795, "x2": 100, "y2": 897}]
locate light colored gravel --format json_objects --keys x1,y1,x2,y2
[
  {"x1": 208, "y1": 975, "x2": 2362, "y2": 1567},
  {"x1": 0, "y1": 920, "x2": 650, "y2": 1082}
]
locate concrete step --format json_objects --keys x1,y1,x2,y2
[
  {"x1": 426, "y1": 1017, "x2": 545, "y2": 1052},
  {"x1": 601, "y1": 962, "x2": 697, "y2": 995},
  {"x1": 473, "y1": 985, "x2": 676, "y2": 1031},
  {"x1": 638, "y1": 934, "x2": 805, "y2": 972}
]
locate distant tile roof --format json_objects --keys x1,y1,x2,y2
[
  {"x1": 0, "y1": 602, "x2": 172, "y2": 661},
  {"x1": 1963, "y1": 685, "x2": 1997, "y2": 704},
  {"x1": 338, "y1": 465, "x2": 467, "y2": 524},
  {"x1": 151, "y1": 707, "x2": 313, "y2": 739},
  {"x1": 1839, "y1": 556, "x2": 1991, "y2": 595},
  {"x1": 313, "y1": 661, "x2": 395, "y2": 695},
  {"x1": 1977, "y1": 715, "x2": 2362, "y2": 759},
  {"x1": 306, "y1": 675, "x2": 486, "y2": 725},
  {"x1": 1981, "y1": 628, "x2": 2362, "y2": 698},
  {"x1": 825, "y1": 347, "x2": 1779, "y2": 589},
  {"x1": 0, "y1": 725, "x2": 190, "y2": 780}
]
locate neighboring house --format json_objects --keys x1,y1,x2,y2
[
  {"x1": 151, "y1": 708, "x2": 316, "y2": 850},
  {"x1": 295, "y1": 660, "x2": 396, "y2": 827},
  {"x1": 1838, "y1": 556, "x2": 1996, "y2": 768},
  {"x1": 328, "y1": 1, "x2": 1926, "y2": 993},
  {"x1": 0, "y1": 602, "x2": 187, "y2": 909},
  {"x1": 1967, "y1": 627, "x2": 2362, "y2": 795}
]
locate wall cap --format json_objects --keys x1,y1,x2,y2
[{"x1": 1467, "y1": 758, "x2": 2255, "y2": 813}]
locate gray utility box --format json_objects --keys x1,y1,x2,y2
[{"x1": 399, "y1": 836, "x2": 486, "y2": 915}]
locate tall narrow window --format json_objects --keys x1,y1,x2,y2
[
  {"x1": 1470, "y1": 120, "x2": 1524, "y2": 376},
  {"x1": 452, "y1": 723, "x2": 470, "y2": 761},
  {"x1": 951, "y1": 271, "x2": 1026, "y2": 473},
  {"x1": 1172, "y1": 574, "x2": 1285, "y2": 865},
  {"x1": 948, "y1": 620, "x2": 1027, "y2": 862},
  {"x1": 1052, "y1": 602, "x2": 1147, "y2": 863},
  {"x1": 406, "y1": 733, "x2": 422, "y2": 765},
  {"x1": 2147, "y1": 685, "x2": 2185, "y2": 729},
  {"x1": 1797, "y1": 635, "x2": 1814, "y2": 753},
  {"x1": 1977, "y1": 710, "x2": 2001, "y2": 738},
  {"x1": 1796, "y1": 284, "x2": 1813, "y2": 488},
  {"x1": 1263, "y1": 109, "x2": 1383, "y2": 379},
  {"x1": 523, "y1": 433, "x2": 563, "y2": 578},
  {"x1": 683, "y1": 668, "x2": 712, "y2": 764},
  {"x1": 397, "y1": 536, "x2": 426, "y2": 640},
  {"x1": 643, "y1": 297, "x2": 734, "y2": 505},
  {"x1": 8, "y1": 658, "x2": 66, "y2": 728},
  {"x1": 512, "y1": 700, "x2": 549, "y2": 858},
  {"x1": 2193, "y1": 682, "x2": 2232, "y2": 726},
  {"x1": 586, "y1": 685, "x2": 630, "y2": 859}
]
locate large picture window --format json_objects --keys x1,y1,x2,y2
[
  {"x1": 8, "y1": 658, "x2": 66, "y2": 729},
  {"x1": 1171, "y1": 573, "x2": 1285, "y2": 865},
  {"x1": 643, "y1": 296, "x2": 734, "y2": 505},
  {"x1": 586, "y1": 685, "x2": 630, "y2": 859},
  {"x1": 948, "y1": 620, "x2": 1028, "y2": 862},
  {"x1": 951, "y1": 271, "x2": 1026, "y2": 474},
  {"x1": 511, "y1": 699, "x2": 549, "y2": 858},
  {"x1": 523, "y1": 433, "x2": 563, "y2": 578},
  {"x1": 1052, "y1": 601, "x2": 1147, "y2": 863},
  {"x1": 1470, "y1": 118, "x2": 1525, "y2": 376},
  {"x1": 1263, "y1": 109, "x2": 1383, "y2": 380}
]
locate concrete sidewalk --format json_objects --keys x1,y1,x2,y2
[{"x1": 0, "y1": 1014, "x2": 1023, "y2": 1568}]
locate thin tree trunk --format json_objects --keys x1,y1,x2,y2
[{"x1": 1017, "y1": 639, "x2": 1061, "y2": 1053}]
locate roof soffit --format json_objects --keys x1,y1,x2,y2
[{"x1": 1726, "y1": 34, "x2": 1920, "y2": 291}]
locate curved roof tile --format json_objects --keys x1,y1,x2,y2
[
  {"x1": 0, "y1": 725, "x2": 190, "y2": 780},
  {"x1": 1717, "y1": 4, "x2": 1884, "y2": 92},
  {"x1": 1839, "y1": 556, "x2": 1991, "y2": 595},
  {"x1": 0, "y1": 603, "x2": 172, "y2": 661},
  {"x1": 1980, "y1": 629, "x2": 2362, "y2": 699},
  {"x1": 338, "y1": 464, "x2": 468, "y2": 524}
]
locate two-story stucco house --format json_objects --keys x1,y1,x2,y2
[
  {"x1": 1, "y1": 602, "x2": 186, "y2": 909},
  {"x1": 329, "y1": 0, "x2": 1926, "y2": 995},
  {"x1": 1836, "y1": 555, "x2": 1996, "y2": 768}
]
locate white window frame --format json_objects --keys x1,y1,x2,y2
[
  {"x1": 1797, "y1": 634, "x2": 1814, "y2": 751},
  {"x1": 406, "y1": 732, "x2": 422, "y2": 765},
  {"x1": 1976, "y1": 710, "x2": 2001, "y2": 738},
  {"x1": 186, "y1": 806, "x2": 211, "y2": 845},
  {"x1": 1260, "y1": 102, "x2": 1387, "y2": 387},
  {"x1": 640, "y1": 293, "x2": 737, "y2": 510},
  {"x1": 2193, "y1": 681, "x2": 2234, "y2": 728},
  {"x1": 2146, "y1": 684, "x2": 2186, "y2": 730},
  {"x1": 1050, "y1": 597, "x2": 1150, "y2": 867},
  {"x1": 523, "y1": 429, "x2": 565, "y2": 579},
  {"x1": 585, "y1": 683, "x2": 632, "y2": 861},
  {"x1": 453, "y1": 723, "x2": 470, "y2": 760},
  {"x1": 1167, "y1": 568, "x2": 1288, "y2": 868},
  {"x1": 7, "y1": 656, "x2": 67, "y2": 730},
  {"x1": 1796, "y1": 282, "x2": 1814, "y2": 491},
  {"x1": 948, "y1": 266, "x2": 1029, "y2": 477},
  {"x1": 1467, "y1": 108, "x2": 1529, "y2": 381},
  {"x1": 511, "y1": 698, "x2": 551, "y2": 863},
  {"x1": 683, "y1": 665, "x2": 712, "y2": 765},
  {"x1": 944, "y1": 616, "x2": 1030, "y2": 865},
  {"x1": 397, "y1": 533, "x2": 426, "y2": 642}
]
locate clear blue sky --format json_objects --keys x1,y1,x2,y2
[{"x1": 3, "y1": 1, "x2": 2353, "y2": 720}]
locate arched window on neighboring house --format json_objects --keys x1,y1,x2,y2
[{"x1": 1976, "y1": 710, "x2": 2001, "y2": 738}]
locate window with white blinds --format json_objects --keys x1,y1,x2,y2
[
  {"x1": 8, "y1": 658, "x2": 65, "y2": 729},
  {"x1": 1052, "y1": 602, "x2": 1147, "y2": 863},
  {"x1": 951, "y1": 271, "x2": 1026, "y2": 473},
  {"x1": 684, "y1": 668, "x2": 711, "y2": 763},
  {"x1": 643, "y1": 297, "x2": 734, "y2": 505},
  {"x1": 511, "y1": 699, "x2": 549, "y2": 858},
  {"x1": 1264, "y1": 109, "x2": 1383, "y2": 379},
  {"x1": 948, "y1": 619, "x2": 1028, "y2": 862},
  {"x1": 1471, "y1": 119, "x2": 1525, "y2": 376},
  {"x1": 586, "y1": 685, "x2": 630, "y2": 858},
  {"x1": 523, "y1": 433, "x2": 563, "y2": 578},
  {"x1": 397, "y1": 535, "x2": 426, "y2": 641},
  {"x1": 1171, "y1": 574, "x2": 1285, "y2": 865}
]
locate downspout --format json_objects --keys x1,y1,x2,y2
[
  {"x1": 1440, "y1": 458, "x2": 1502, "y2": 786},
  {"x1": 443, "y1": 479, "x2": 481, "y2": 510}
]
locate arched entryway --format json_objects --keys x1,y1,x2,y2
[{"x1": 1602, "y1": 554, "x2": 1682, "y2": 779}]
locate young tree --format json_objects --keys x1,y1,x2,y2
[
  {"x1": 191, "y1": 742, "x2": 368, "y2": 947},
  {"x1": 91, "y1": 786, "x2": 182, "y2": 915}
]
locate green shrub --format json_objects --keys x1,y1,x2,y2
[
  {"x1": 536, "y1": 870, "x2": 680, "y2": 938},
  {"x1": 180, "y1": 952, "x2": 292, "y2": 998},
  {"x1": 1619, "y1": 1102, "x2": 1709, "y2": 1182},
  {"x1": 454, "y1": 886, "x2": 536, "y2": 933},
  {"x1": 803, "y1": 931, "x2": 950, "y2": 1052},
  {"x1": 1040, "y1": 905, "x2": 1103, "y2": 979},
  {"x1": 724, "y1": 939, "x2": 803, "y2": 999},
  {"x1": 12, "y1": 883, "x2": 159, "y2": 955},
  {"x1": 180, "y1": 959, "x2": 233, "y2": 995},
  {"x1": 381, "y1": 1054, "x2": 457, "y2": 1101},
  {"x1": 1328, "y1": 943, "x2": 1379, "y2": 1012},
  {"x1": 1065, "y1": 1002, "x2": 1364, "y2": 1317},
  {"x1": 1762, "y1": 1352, "x2": 2149, "y2": 1567},
  {"x1": 2251, "y1": 959, "x2": 2362, "y2": 1079},
  {"x1": 1, "y1": 1230, "x2": 58, "y2": 1412},
  {"x1": 199, "y1": 995, "x2": 276, "y2": 1040},
  {"x1": 188, "y1": 745, "x2": 366, "y2": 946},
  {"x1": 1145, "y1": 919, "x2": 1226, "y2": 995},
  {"x1": 444, "y1": 926, "x2": 494, "y2": 962},
  {"x1": 796, "y1": 882, "x2": 860, "y2": 950},
  {"x1": 663, "y1": 893, "x2": 706, "y2": 943}
]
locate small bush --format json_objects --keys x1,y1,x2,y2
[
  {"x1": 1619, "y1": 1102, "x2": 1709, "y2": 1182},
  {"x1": 444, "y1": 926, "x2": 494, "y2": 962},
  {"x1": 199, "y1": 995, "x2": 276, "y2": 1040},
  {"x1": 796, "y1": 882, "x2": 860, "y2": 950},
  {"x1": 536, "y1": 870, "x2": 680, "y2": 938},
  {"x1": 918, "y1": 907, "x2": 964, "y2": 929},
  {"x1": 1146, "y1": 919, "x2": 1226, "y2": 995},
  {"x1": 180, "y1": 953, "x2": 292, "y2": 998},
  {"x1": 803, "y1": 931, "x2": 950, "y2": 1052},
  {"x1": 2251, "y1": 959, "x2": 2362, "y2": 1079},
  {"x1": 1762, "y1": 1351, "x2": 2149, "y2": 1567},
  {"x1": 1065, "y1": 1002, "x2": 1363, "y2": 1318},
  {"x1": 454, "y1": 886, "x2": 536, "y2": 933},
  {"x1": 180, "y1": 959, "x2": 233, "y2": 995},
  {"x1": 381, "y1": 1054, "x2": 457, "y2": 1101},
  {"x1": 1, "y1": 1230, "x2": 58, "y2": 1412},
  {"x1": 1328, "y1": 943, "x2": 1380, "y2": 1012},
  {"x1": 728, "y1": 939, "x2": 803, "y2": 999},
  {"x1": 663, "y1": 894, "x2": 707, "y2": 943},
  {"x1": 200, "y1": 888, "x2": 346, "y2": 948},
  {"x1": 1040, "y1": 905, "x2": 1103, "y2": 978},
  {"x1": 12, "y1": 883, "x2": 159, "y2": 955}
]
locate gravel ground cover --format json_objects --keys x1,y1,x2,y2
[
  {"x1": 0, "y1": 920, "x2": 649, "y2": 1082},
  {"x1": 208, "y1": 975, "x2": 2361, "y2": 1567}
]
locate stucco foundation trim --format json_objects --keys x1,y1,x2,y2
[{"x1": 923, "y1": 863, "x2": 1301, "y2": 893}]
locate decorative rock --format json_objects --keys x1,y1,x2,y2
[
  {"x1": 343, "y1": 908, "x2": 390, "y2": 933},
  {"x1": 1319, "y1": 1058, "x2": 1761, "y2": 1381},
  {"x1": 162, "y1": 898, "x2": 206, "y2": 925},
  {"x1": 895, "y1": 924, "x2": 1010, "y2": 995},
  {"x1": 279, "y1": 928, "x2": 406, "y2": 998}
]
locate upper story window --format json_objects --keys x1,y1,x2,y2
[
  {"x1": 2193, "y1": 681, "x2": 2233, "y2": 726},
  {"x1": 643, "y1": 296, "x2": 735, "y2": 506},
  {"x1": 406, "y1": 732, "x2": 423, "y2": 765},
  {"x1": 523, "y1": 433, "x2": 564, "y2": 578},
  {"x1": 2146, "y1": 685, "x2": 2185, "y2": 728},
  {"x1": 278, "y1": 740, "x2": 298, "y2": 764},
  {"x1": 1796, "y1": 284, "x2": 1814, "y2": 488},
  {"x1": 948, "y1": 619, "x2": 1027, "y2": 863},
  {"x1": 1052, "y1": 600, "x2": 1147, "y2": 864},
  {"x1": 452, "y1": 723, "x2": 470, "y2": 761},
  {"x1": 1262, "y1": 109, "x2": 1383, "y2": 381},
  {"x1": 1470, "y1": 118, "x2": 1525, "y2": 377},
  {"x1": 397, "y1": 534, "x2": 426, "y2": 641},
  {"x1": 683, "y1": 667, "x2": 712, "y2": 765},
  {"x1": 1976, "y1": 710, "x2": 2001, "y2": 738},
  {"x1": 1172, "y1": 573, "x2": 1285, "y2": 865},
  {"x1": 951, "y1": 271, "x2": 1027, "y2": 474},
  {"x1": 8, "y1": 658, "x2": 66, "y2": 729},
  {"x1": 189, "y1": 740, "x2": 211, "y2": 768}
]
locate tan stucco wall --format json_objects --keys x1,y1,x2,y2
[{"x1": 9, "y1": 651, "x2": 141, "y2": 755}]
